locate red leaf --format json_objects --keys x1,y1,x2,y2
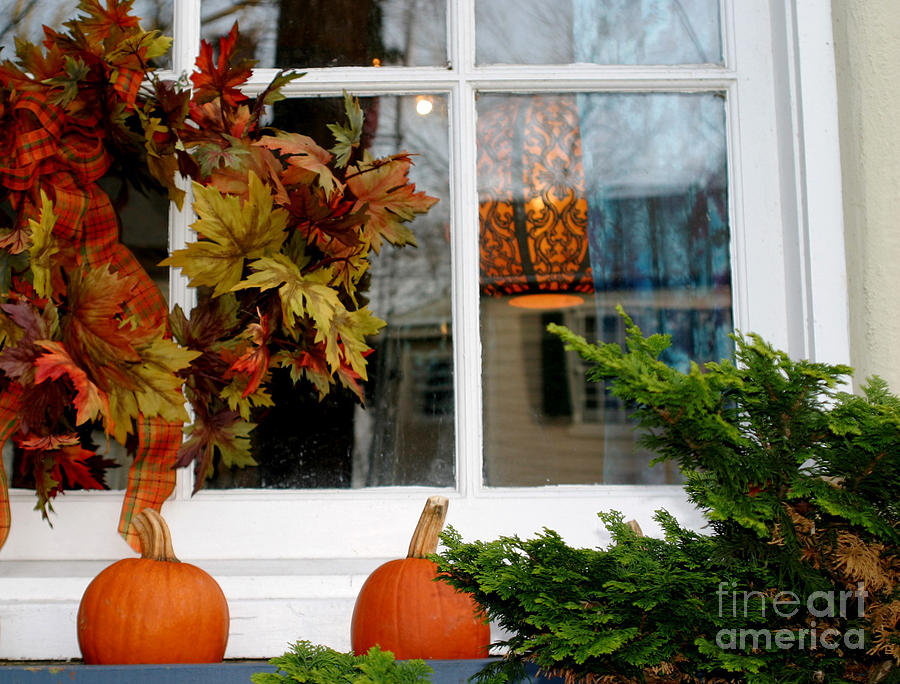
[
  {"x1": 227, "y1": 309, "x2": 271, "y2": 398},
  {"x1": 68, "y1": 0, "x2": 141, "y2": 41},
  {"x1": 54, "y1": 443, "x2": 111, "y2": 491},
  {"x1": 33, "y1": 340, "x2": 110, "y2": 426},
  {"x1": 190, "y1": 23, "x2": 254, "y2": 108}
]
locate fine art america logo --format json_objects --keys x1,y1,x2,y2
[{"x1": 715, "y1": 581, "x2": 868, "y2": 651}]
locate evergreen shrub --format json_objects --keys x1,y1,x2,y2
[{"x1": 434, "y1": 308, "x2": 899, "y2": 683}]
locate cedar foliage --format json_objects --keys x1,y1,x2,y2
[
  {"x1": 435, "y1": 308, "x2": 899, "y2": 683},
  {"x1": 250, "y1": 640, "x2": 433, "y2": 683}
]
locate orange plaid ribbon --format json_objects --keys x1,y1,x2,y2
[{"x1": 0, "y1": 83, "x2": 179, "y2": 551}]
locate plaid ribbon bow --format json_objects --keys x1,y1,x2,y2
[{"x1": 0, "y1": 77, "x2": 180, "y2": 551}]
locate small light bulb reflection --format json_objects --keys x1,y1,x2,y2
[{"x1": 415, "y1": 95, "x2": 434, "y2": 116}]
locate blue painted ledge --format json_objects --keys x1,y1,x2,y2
[{"x1": 0, "y1": 659, "x2": 565, "y2": 683}]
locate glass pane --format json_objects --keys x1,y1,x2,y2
[
  {"x1": 476, "y1": 0, "x2": 722, "y2": 66},
  {"x1": 207, "y1": 94, "x2": 453, "y2": 489},
  {"x1": 478, "y1": 92, "x2": 731, "y2": 486},
  {"x1": 0, "y1": 1, "x2": 172, "y2": 68},
  {"x1": 201, "y1": 0, "x2": 447, "y2": 68}
]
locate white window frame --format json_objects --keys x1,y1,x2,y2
[{"x1": 0, "y1": 0, "x2": 849, "y2": 660}]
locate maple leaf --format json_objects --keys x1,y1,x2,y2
[
  {"x1": 41, "y1": 55, "x2": 90, "y2": 106},
  {"x1": 258, "y1": 132, "x2": 342, "y2": 197},
  {"x1": 8, "y1": 37, "x2": 66, "y2": 86},
  {"x1": 55, "y1": 443, "x2": 110, "y2": 491},
  {"x1": 169, "y1": 296, "x2": 239, "y2": 351},
  {"x1": 218, "y1": 380, "x2": 274, "y2": 422},
  {"x1": 286, "y1": 184, "x2": 366, "y2": 250},
  {"x1": 126, "y1": 333, "x2": 199, "y2": 426},
  {"x1": 0, "y1": 218, "x2": 32, "y2": 255},
  {"x1": 66, "y1": 0, "x2": 141, "y2": 41},
  {"x1": 15, "y1": 435, "x2": 110, "y2": 520},
  {"x1": 104, "y1": 386, "x2": 139, "y2": 445},
  {"x1": 336, "y1": 354, "x2": 369, "y2": 403},
  {"x1": 256, "y1": 69, "x2": 306, "y2": 108},
  {"x1": 275, "y1": 347, "x2": 332, "y2": 399},
  {"x1": 0, "y1": 306, "x2": 24, "y2": 348},
  {"x1": 233, "y1": 253, "x2": 341, "y2": 339},
  {"x1": 0, "y1": 300, "x2": 56, "y2": 381},
  {"x1": 161, "y1": 173, "x2": 289, "y2": 296},
  {"x1": 20, "y1": 447, "x2": 61, "y2": 521},
  {"x1": 33, "y1": 340, "x2": 109, "y2": 426},
  {"x1": 227, "y1": 309, "x2": 271, "y2": 398},
  {"x1": 179, "y1": 409, "x2": 256, "y2": 489},
  {"x1": 145, "y1": 150, "x2": 185, "y2": 209},
  {"x1": 347, "y1": 154, "x2": 439, "y2": 253},
  {"x1": 27, "y1": 191, "x2": 61, "y2": 298},
  {"x1": 190, "y1": 22, "x2": 254, "y2": 108},
  {"x1": 138, "y1": 111, "x2": 186, "y2": 207},
  {"x1": 327, "y1": 91, "x2": 365, "y2": 168},
  {"x1": 320, "y1": 307, "x2": 385, "y2": 380},
  {"x1": 194, "y1": 140, "x2": 252, "y2": 178},
  {"x1": 60, "y1": 264, "x2": 141, "y2": 390},
  {"x1": 107, "y1": 29, "x2": 172, "y2": 66}
]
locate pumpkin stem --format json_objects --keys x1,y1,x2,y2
[
  {"x1": 407, "y1": 495, "x2": 449, "y2": 558},
  {"x1": 131, "y1": 508, "x2": 180, "y2": 562}
]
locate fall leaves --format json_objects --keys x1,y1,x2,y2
[
  {"x1": 0, "y1": 0, "x2": 439, "y2": 520},
  {"x1": 162, "y1": 98, "x2": 437, "y2": 485}
]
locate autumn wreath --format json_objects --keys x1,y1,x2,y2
[{"x1": 0, "y1": 0, "x2": 435, "y2": 550}]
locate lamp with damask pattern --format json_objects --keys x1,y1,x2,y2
[{"x1": 477, "y1": 94, "x2": 593, "y2": 309}]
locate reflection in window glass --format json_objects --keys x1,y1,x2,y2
[
  {"x1": 475, "y1": 0, "x2": 721, "y2": 65},
  {"x1": 207, "y1": 94, "x2": 453, "y2": 489},
  {"x1": 478, "y1": 92, "x2": 731, "y2": 486},
  {"x1": 201, "y1": 0, "x2": 447, "y2": 68}
]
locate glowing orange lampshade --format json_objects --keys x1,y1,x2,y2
[{"x1": 478, "y1": 95, "x2": 593, "y2": 308}]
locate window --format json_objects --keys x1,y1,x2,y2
[{"x1": 0, "y1": 0, "x2": 849, "y2": 660}]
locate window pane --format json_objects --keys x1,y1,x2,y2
[
  {"x1": 476, "y1": 0, "x2": 722, "y2": 66},
  {"x1": 478, "y1": 92, "x2": 731, "y2": 486},
  {"x1": 0, "y1": 1, "x2": 172, "y2": 68},
  {"x1": 201, "y1": 0, "x2": 447, "y2": 68},
  {"x1": 207, "y1": 94, "x2": 453, "y2": 489}
]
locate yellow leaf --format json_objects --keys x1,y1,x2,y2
[
  {"x1": 219, "y1": 381, "x2": 274, "y2": 421},
  {"x1": 321, "y1": 307, "x2": 385, "y2": 380},
  {"x1": 161, "y1": 172, "x2": 289, "y2": 297},
  {"x1": 233, "y1": 253, "x2": 342, "y2": 338},
  {"x1": 28, "y1": 191, "x2": 60, "y2": 298}
]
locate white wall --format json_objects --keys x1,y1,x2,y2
[{"x1": 833, "y1": 1, "x2": 900, "y2": 391}]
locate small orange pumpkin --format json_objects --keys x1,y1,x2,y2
[
  {"x1": 351, "y1": 495, "x2": 490, "y2": 659},
  {"x1": 77, "y1": 508, "x2": 229, "y2": 664}
]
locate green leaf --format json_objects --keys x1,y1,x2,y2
[{"x1": 327, "y1": 91, "x2": 364, "y2": 168}]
